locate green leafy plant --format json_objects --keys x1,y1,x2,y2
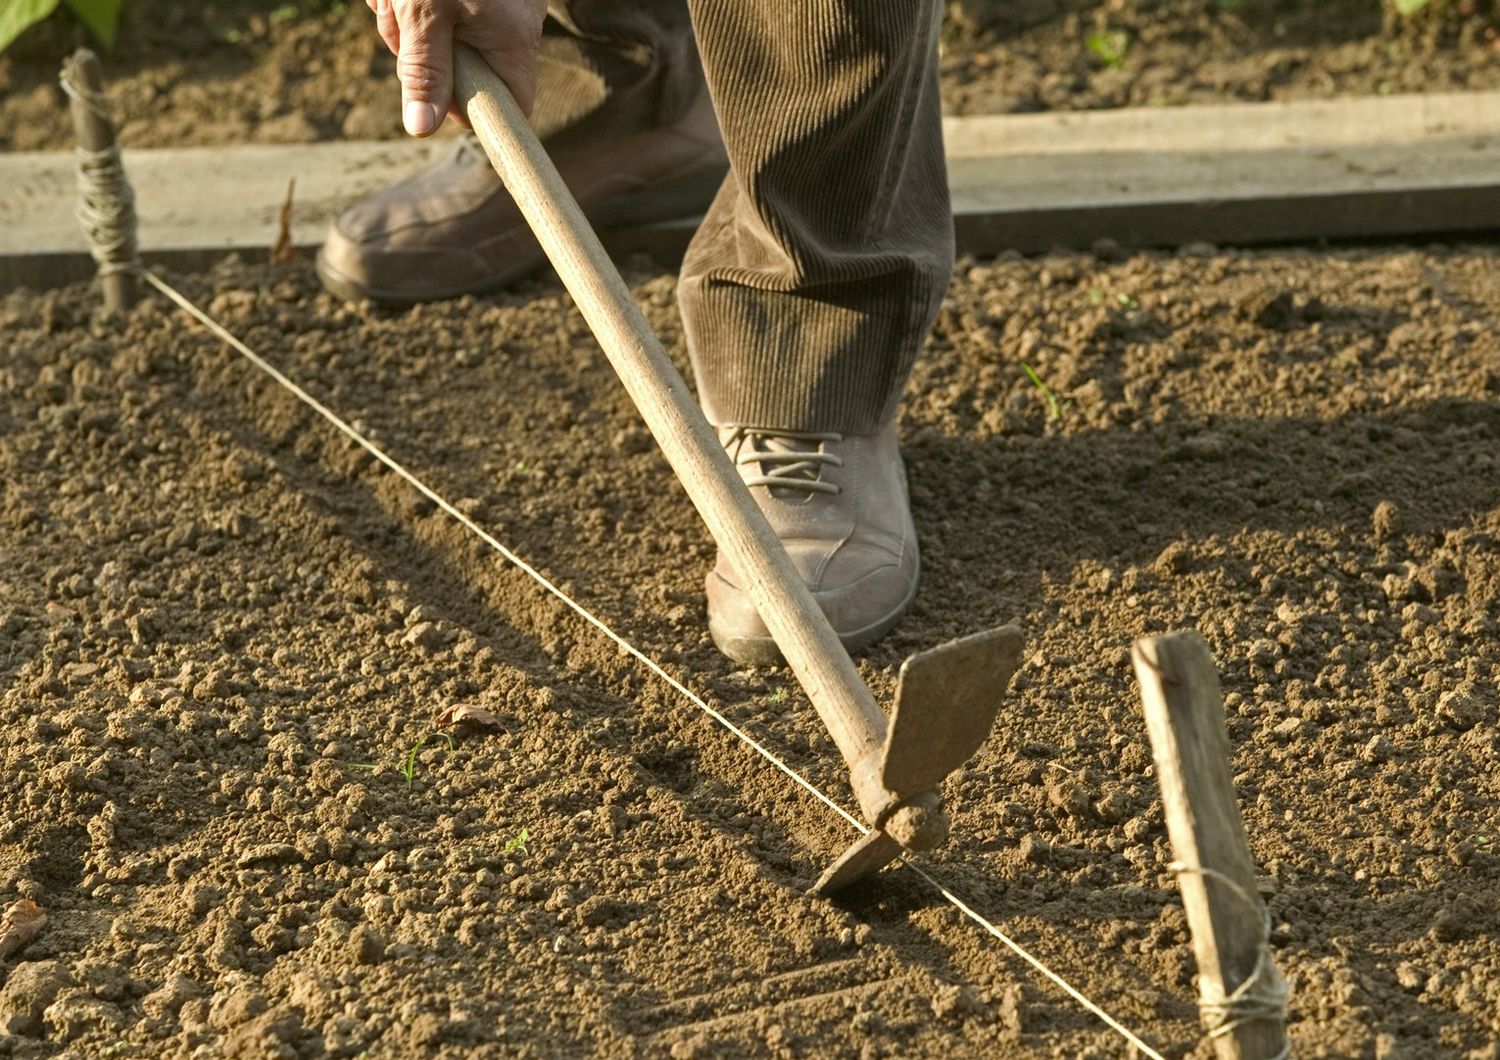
[
  {"x1": 1022, "y1": 362, "x2": 1069, "y2": 422},
  {"x1": 504, "y1": 828, "x2": 530, "y2": 855},
  {"x1": 1392, "y1": 0, "x2": 1432, "y2": 12},
  {"x1": 1086, "y1": 29, "x2": 1129, "y2": 69},
  {"x1": 0, "y1": 0, "x2": 123, "y2": 54}
]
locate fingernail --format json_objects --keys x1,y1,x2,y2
[{"x1": 403, "y1": 100, "x2": 438, "y2": 137}]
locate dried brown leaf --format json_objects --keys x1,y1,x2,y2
[
  {"x1": 433, "y1": 703, "x2": 504, "y2": 730},
  {"x1": 270, "y1": 177, "x2": 297, "y2": 266},
  {"x1": 0, "y1": 898, "x2": 46, "y2": 960}
]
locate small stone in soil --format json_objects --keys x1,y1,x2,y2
[
  {"x1": 183, "y1": 882, "x2": 216, "y2": 916},
  {"x1": 597, "y1": 803, "x2": 627, "y2": 838},
  {"x1": 1436, "y1": 686, "x2": 1487, "y2": 731},
  {"x1": 402, "y1": 621, "x2": 445, "y2": 652},
  {"x1": 209, "y1": 986, "x2": 268, "y2": 1030},
  {"x1": 1371, "y1": 500, "x2": 1401, "y2": 540},
  {"x1": 612, "y1": 427, "x2": 652, "y2": 455},
  {"x1": 997, "y1": 983, "x2": 1025, "y2": 1033},
  {"x1": 223, "y1": 1007, "x2": 305, "y2": 1055},
  {"x1": 348, "y1": 925, "x2": 386, "y2": 965},
  {"x1": 1018, "y1": 833, "x2": 1051, "y2": 865},
  {"x1": 509, "y1": 875, "x2": 544, "y2": 901},
  {"x1": 1046, "y1": 779, "x2": 1090, "y2": 818},
  {"x1": 224, "y1": 454, "x2": 264, "y2": 483},
  {"x1": 1395, "y1": 961, "x2": 1426, "y2": 993},
  {"x1": 225, "y1": 510, "x2": 258, "y2": 538},
  {"x1": 0, "y1": 960, "x2": 73, "y2": 1036},
  {"x1": 236, "y1": 843, "x2": 302, "y2": 868},
  {"x1": 1093, "y1": 790, "x2": 1130, "y2": 823},
  {"x1": 930, "y1": 982, "x2": 980, "y2": 1019},
  {"x1": 141, "y1": 973, "x2": 203, "y2": 1021},
  {"x1": 43, "y1": 992, "x2": 124, "y2": 1043}
]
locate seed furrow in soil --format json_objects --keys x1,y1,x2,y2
[{"x1": 646, "y1": 971, "x2": 924, "y2": 1039}]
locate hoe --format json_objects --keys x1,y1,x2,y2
[{"x1": 453, "y1": 47, "x2": 1022, "y2": 894}]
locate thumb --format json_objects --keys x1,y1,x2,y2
[{"x1": 395, "y1": 7, "x2": 453, "y2": 137}]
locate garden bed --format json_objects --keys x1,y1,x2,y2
[
  {"x1": 2, "y1": 244, "x2": 1498, "y2": 1057},
  {"x1": 2, "y1": 0, "x2": 1498, "y2": 150},
  {"x1": 3, "y1": 2, "x2": 1499, "y2": 1056}
]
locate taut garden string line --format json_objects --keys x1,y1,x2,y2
[{"x1": 139, "y1": 266, "x2": 1167, "y2": 1060}]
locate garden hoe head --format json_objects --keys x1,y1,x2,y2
[{"x1": 813, "y1": 623, "x2": 1024, "y2": 896}]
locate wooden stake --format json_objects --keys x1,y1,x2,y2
[
  {"x1": 64, "y1": 48, "x2": 135, "y2": 313},
  {"x1": 1131, "y1": 632, "x2": 1289, "y2": 1060}
]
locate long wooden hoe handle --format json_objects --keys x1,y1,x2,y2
[{"x1": 452, "y1": 46, "x2": 900, "y2": 825}]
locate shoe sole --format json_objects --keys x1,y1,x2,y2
[
  {"x1": 706, "y1": 563, "x2": 921, "y2": 668},
  {"x1": 314, "y1": 165, "x2": 726, "y2": 307}
]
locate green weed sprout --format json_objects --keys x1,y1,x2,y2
[
  {"x1": 505, "y1": 828, "x2": 530, "y2": 855},
  {"x1": 1022, "y1": 362, "x2": 1069, "y2": 422},
  {"x1": 342, "y1": 730, "x2": 456, "y2": 790},
  {"x1": 401, "y1": 732, "x2": 455, "y2": 790},
  {"x1": 1086, "y1": 30, "x2": 1129, "y2": 69}
]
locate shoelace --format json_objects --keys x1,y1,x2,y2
[{"x1": 728, "y1": 427, "x2": 843, "y2": 496}]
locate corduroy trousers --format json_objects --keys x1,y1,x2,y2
[{"x1": 529, "y1": 0, "x2": 954, "y2": 435}]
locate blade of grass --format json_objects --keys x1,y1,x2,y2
[
  {"x1": 401, "y1": 731, "x2": 456, "y2": 790},
  {"x1": 1022, "y1": 361, "x2": 1065, "y2": 421}
]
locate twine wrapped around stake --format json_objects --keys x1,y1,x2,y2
[
  {"x1": 1170, "y1": 862, "x2": 1291, "y2": 1058},
  {"x1": 1132, "y1": 632, "x2": 1291, "y2": 1060},
  {"x1": 59, "y1": 50, "x2": 140, "y2": 309}
]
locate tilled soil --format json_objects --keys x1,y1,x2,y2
[
  {"x1": 940, "y1": 0, "x2": 1500, "y2": 115},
  {"x1": 2, "y1": 0, "x2": 1499, "y2": 150},
  {"x1": 2, "y1": 243, "x2": 1499, "y2": 1058}
]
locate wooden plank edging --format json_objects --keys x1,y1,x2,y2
[{"x1": 3, "y1": 90, "x2": 1499, "y2": 293}]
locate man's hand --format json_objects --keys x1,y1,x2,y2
[{"x1": 367, "y1": 0, "x2": 547, "y2": 137}]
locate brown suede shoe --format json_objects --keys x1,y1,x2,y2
[
  {"x1": 316, "y1": 85, "x2": 726, "y2": 305},
  {"x1": 706, "y1": 422, "x2": 920, "y2": 666}
]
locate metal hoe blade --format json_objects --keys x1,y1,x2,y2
[
  {"x1": 812, "y1": 623, "x2": 1024, "y2": 895},
  {"x1": 811, "y1": 829, "x2": 904, "y2": 897},
  {"x1": 882, "y1": 624, "x2": 1024, "y2": 797}
]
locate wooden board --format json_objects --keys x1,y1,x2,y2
[
  {"x1": 2, "y1": 139, "x2": 454, "y2": 292},
  {"x1": 945, "y1": 91, "x2": 1500, "y2": 252},
  {"x1": 3, "y1": 90, "x2": 1499, "y2": 293}
]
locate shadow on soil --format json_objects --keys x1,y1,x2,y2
[
  {"x1": 886, "y1": 396, "x2": 1500, "y2": 663},
  {"x1": 186, "y1": 381, "x2": 821, "y2": 889}
]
